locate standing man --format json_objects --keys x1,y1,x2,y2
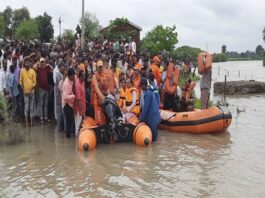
[
  {"x1": 62, "y1": 68, "x2": 76, "y2": 138},
  {"x1": 34, "y1": 57, "x2": 53, "y2": 123},
  {"x1": 200, "y1": 54, "x2": 212, "y2": 109},
  {"x1": 139, "y1": 78, "x2": 161, "y2": 142},
  {"x1": 54, "y1": 62, "x2": 65, "y2": 130},
  {"x1": 91, "y1": 60, "x2": 108, "y2": 125},
  {"x1": 150, "y1": 56, "x2": 162, "y2": 87},
  {"x1": 20, "y1": 59, "x2": 36, "y2": 125}
]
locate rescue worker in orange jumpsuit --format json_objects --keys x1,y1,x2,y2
[
  {"x1": 150, "y1": 56, "x2": 162, "y2": 87},
  {"x1": 91, "y1": 60, "x2": 109, "y2": 125},
  {"x1": 103, "y1": 59, "x2": 117, "y2": 96}
]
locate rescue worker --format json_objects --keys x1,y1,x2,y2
[
  {"x1": 180, "y1": 79, "x2": 196, "y2": 112},
  {"x1": 118, "y1": 78, "x2": 126, "y2": 108},
  {"x1": 122, "y1": 77, "x2": 140, "y2": 122},
  {"x1": 103, "y1": 59, "x2": 117, "y2": 96},
  {"x1": 139, "y1": 77, "x2": 161, "y2": 141},
  {"x1": 163, "y1": 62, "x2": 180, "y2": 111},
  {"x1": 150, "y1": 56, "x2": 162, "y2": 87},
  {"x1": 91, "y1": 60, "x2": 108, "y2": 125}
]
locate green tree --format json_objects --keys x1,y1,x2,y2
[
  {"x1": 0, "y1": 14, "x2": 4, "y2": 37},
  {"x1": 222, "y1": 45, "x2": 227, "y2": 53},
  {"x1": 141, "y1": 25, "x2": 178, "y2": 55},
  {"x1": 255, "y1": 45, "x2": 264, "y2": 57},
  {"x1": 15, "y1": 20, "x2": 40, "y2": 40},
  {"x1": 80, "y1": 12, "x2": 100, "y2": 39},
  {"x1": 61, "y1": 29, "x2": 75, "y2": 43},
  {"x1": 12, "y1": 7, "x2": 30, "y2": 31},
  {"x1": 171, "y1": 46, "x2": 202, "y2": 62},
  {"x1": 35, "y1": 12, "x2": 54, "y2": 42},
  {"x1": 3, "y1": 6, "x2": 12, "y2": 37}
]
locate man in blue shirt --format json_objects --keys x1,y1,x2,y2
[{"x1": 139, "y1": 77, "x2": 161, "y2": 141}]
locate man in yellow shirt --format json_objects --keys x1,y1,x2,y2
[{"x1": 20, "y1": 59, "x2": 36, "y2": 125}]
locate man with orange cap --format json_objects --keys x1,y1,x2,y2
[
  {"x1": 91, "y1": 60, "x2": 109, "y2": 125},
  {"x1": 150, "y1": 56, "x2": 162, "y2": 87}
]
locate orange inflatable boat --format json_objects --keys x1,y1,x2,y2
[
  {"x1": 78, "y1": 98, "x2": 152, "y2": 151},
  {"x1": 159, "y1": 106, "x2": 232, "y2": 134}
]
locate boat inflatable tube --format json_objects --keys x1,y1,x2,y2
[
  {"x1": 133, "y1": 123, "x2": 152, "y2": 146},
  {"x1": 78, "y1": 128, "x2": 97, "y2": 151},
  {"x1": 159, "y1": 106, "x2": 232, "y2": 134}
]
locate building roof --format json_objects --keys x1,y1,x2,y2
[{"x1": 100, "y1": 20, "x2": 142, "y2": 32}]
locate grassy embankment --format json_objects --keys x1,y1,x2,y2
[{"x1": 0, "y1": 94, "x2": 24, "y2": 145}]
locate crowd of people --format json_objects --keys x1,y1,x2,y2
[{"x1": 0, "y1": 37, "x2": 211, "y2": 140}]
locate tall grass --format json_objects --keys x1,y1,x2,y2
[{"x1": 0, "y1": 94, "x2": 24, "y2": 145}]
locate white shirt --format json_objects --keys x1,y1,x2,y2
[
  {"x1": 130, "y1": 41, "x2": 136, "y2": 54},
  {"x1": 0, "y1": 69, "x2": 7, "y2": 93}
]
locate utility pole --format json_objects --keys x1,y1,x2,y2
[{"x1": 81, "y1": 0, "x2": 85, "y2": 49}]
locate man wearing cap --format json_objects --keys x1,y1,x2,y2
[
  {"x1": 139, "y1": 77, "x2": 161, "y2": 141},
  {"x1": 20, "y1": 59, "x2": 36, "y2": 125},
  {"x1": 103, "y1": 59, "x2": 117, "y2": 96},
  {"x1": 91, "y1": 60, "x2": 108, "y2": 125},
  {"x1": 150, "y1": 56, "x2": 162, "y2": 87},
  {"x1": 34, "y1": 57, "x2": 53, "y2": 123}
]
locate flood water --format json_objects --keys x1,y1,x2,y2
[{"x1": 1, "y1": 61, "x2": 265, "y2": 197}]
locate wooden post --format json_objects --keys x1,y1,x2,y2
[
  {"x1": 238, "y1": 71, "x2": 240, "y2": 77},
  {"x1": 218, "y1": 67, "x2": 220, "y2": 76}
]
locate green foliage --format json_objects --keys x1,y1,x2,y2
[
  {"x1": 171, "y1": 45, "x2": 202, "y2": 62},
  {"x1": 3, "y1": 6, "x2": 12, "y2": 37},
  {"x1": 222, "y1": 45, "x2": 227, "y2": 53},
  {"x1": 12, "y1": 7, "x2": 30, "y2": 31},
  {"x1": 213, "y1": 53, "x2": 228, "y2": 62},
  {"x1": 0, "y1": 14, "x2": 4, "y2": 37},
  {"x1": 104, "y1": 17, "x2": 137, "y2": 41},
  {"x1": 35, "y1": 12, "x2": 54, "y2": 42},
  {"x1": 194, "y1": 99, "x2": 213, "y2": 109},
  {"x1": 178, "y1": 73, "x2": 200, "y2": 87},
  {"x1": 0, "y1": 94, "x2": 24, "y2": 145},
  {"x1": 255, "y1": 45, "x2": 264, "y2": 57},
  {"x1": 141, "y1": 25, "x2": 178, "y2": 55},
  {"x1": 263, "y1": 56, "x2": 265, "y2": 66},
  {"x1": 80, "y1": 12, "x2": 100, "y2": 39},
  {"x1": 61, "y1": 29, "x2": 75, "y2": 44},
  {"x1": 15, "y1": 19, "x2": 40, "y2": 41}
]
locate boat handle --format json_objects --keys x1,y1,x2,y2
[{"x1": 182, "y1": 114, "x2": 188, "y2": 118}]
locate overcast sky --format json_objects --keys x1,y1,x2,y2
[{"x1": 1, "y1": 0, "x2": 265, "y2": 52}]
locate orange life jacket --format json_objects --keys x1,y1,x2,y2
[
  {"x1": 103, "y1": 67, "x2": 117, "y2": 96},
  {"x1": 125, "y1": 87, "x2": 140, "y2": 115},
  {"x1": 91, "y1": 72, "x2": 108, "y2": 106},
  {"x1": 165, "y1": 63, "x2": 179, "y2": 95},
  {"x1": 197, "y1": 52, "x2": 212, "y2": 75},
  {"x1": 118, "y1": 87, "x2": 126, "y2": 108},
  {"x1": 150, "y1": 63, "x2": 162, "y2": 86}
]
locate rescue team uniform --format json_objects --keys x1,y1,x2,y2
[{"x1": 91, "y1": 72, "x2": 108, "y2": 125}]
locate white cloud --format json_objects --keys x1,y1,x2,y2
[{"x1": 1, "y1": 0, "x2": 265, "y2": 52}]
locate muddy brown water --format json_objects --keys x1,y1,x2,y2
[{"x1": 1, "y1": 61, "x2": 265, "y2": 197}]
